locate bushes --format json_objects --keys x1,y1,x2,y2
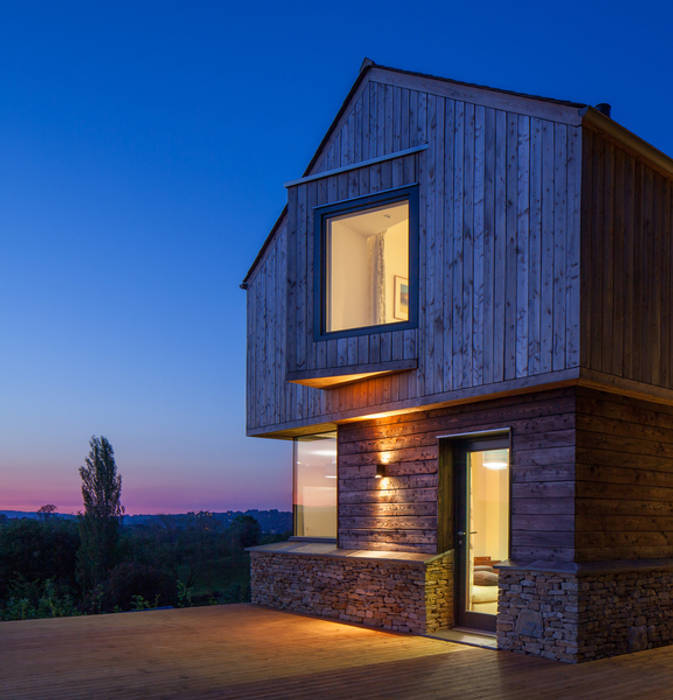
[
  {"x1": 106, "y1": 562, "x2": 177, "y2": 610},
  {"x1": 0, "y1": 519, "x2": 79, "y2": 599},
  {"x1": 0, "y1": 578, "x2": 79, "y2": 621},
  {"x1": 0, "y1": 513, "x2": 273, "y2": 620}
]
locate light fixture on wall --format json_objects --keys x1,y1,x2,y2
[
  {"x1": 375, "y1": 463, "x2": 386, "y2": 479},
  {"x1": 483, "y1": 449, "x2": 509, "y2": 471}
]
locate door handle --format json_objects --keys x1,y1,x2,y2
[{"x1": 457, "y1": 530, "x2": 478, "y2": 536}]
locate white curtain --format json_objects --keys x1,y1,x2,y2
[{"x1": 368, "y1": 232, "x2": 386, "y2": 325}]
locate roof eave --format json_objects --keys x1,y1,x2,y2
[{"x1": 582, "y1": 106, "x2": 673, "y2": 180}]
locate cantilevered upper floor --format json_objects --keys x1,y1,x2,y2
[{"x1": 242, "y1": 59, "x2": 673, "y2": 436}]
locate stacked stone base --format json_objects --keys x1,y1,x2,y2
[
  {"x1": 498, "y1": 564, "x2": 673, "y2": 662},
  {"x1": 250, "y1": 550, "x2": 453, "y2": 634}
]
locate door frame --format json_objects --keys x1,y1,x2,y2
[{"x1": 437, "y1": 429, "x2": 511, "y2": 632}]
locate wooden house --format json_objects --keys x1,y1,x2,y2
[{"x1": 242, "y1": 59, "x2": 673, "y2": 662}]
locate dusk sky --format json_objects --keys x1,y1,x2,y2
[{"x1": 2, "y1": 2, "x2": 671, "y2": 514}]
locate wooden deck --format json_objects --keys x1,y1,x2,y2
[{"x1": 3, "y1": 604, "x2": 673, "y2": 699}]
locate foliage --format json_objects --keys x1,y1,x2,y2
[
  {"x1": 37, "y1": 504, "x2": 57, "y2": 520},
  {"x1": 0, "y1": 518, "x2": 79, "y2": 600},
  {"x1": 0, "y1": 577, "x2": 79, "y2": 621},
  {"x1": 177, "y1": 579, "x2": 193, "y2": 607},
  {"x1": 229, "y1": 515, "x2": 261, "y2": 549},
  {"x1": 106, "y1": 562, "x2": 176, "y2": 610},
  {"x1": 0, "y1": 509, "x2": 288, "y2": 622},
  {"x1": 77, "y1": 436, "x2": 125, "y2": 589}
]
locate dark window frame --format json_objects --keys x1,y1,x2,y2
[{"x1": 313, "y1": 185, "x2": 419, "y2": 341}]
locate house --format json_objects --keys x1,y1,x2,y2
[{"x1": 241, "y1": 59, "x2": 673, "y2": 663}]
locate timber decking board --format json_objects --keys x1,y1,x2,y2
[{"x1": 8, "y1": 603, "x2": 673, "y2": 699}]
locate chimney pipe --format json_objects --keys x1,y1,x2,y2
[{"x1": 595, "y1": 103, "x2": 612, "y2": 118}]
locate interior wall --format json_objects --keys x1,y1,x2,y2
[
  {"x1": 329, "y1": 222, "x2": 370, "y2": 331},
  {"x1": 469, "y1": 451, "x2": 509, "y2": 561}
]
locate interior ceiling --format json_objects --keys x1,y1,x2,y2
[{"x1": 329, "y1": 202, "x2": 408, "y2": 237}]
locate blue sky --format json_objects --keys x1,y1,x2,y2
[{"x1": 1, "y1": 1, "x2": 671, "y2": 513}]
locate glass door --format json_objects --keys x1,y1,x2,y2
[{"x1": 454, "y1": 436, "x2": 510, "y2": 631}]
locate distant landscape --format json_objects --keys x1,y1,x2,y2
[
  {"x1": 0, "y1": 434, "x2": 291, "y2": 622},
  {"x1": 0, "y1": 509, "x2": 291, "y2": 534},
  {"x1": 0, "y1": 506, "x2": 291, "y2": 621}
]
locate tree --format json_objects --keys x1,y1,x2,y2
[
  {"x1": 37, "y1": 504, "x2": 57, "y2": 520},
  {"x1": 230, "y1": 515, "x2": 261, "y2": 550},
  {"x1": 76, "y1": 436, "x2": 125, "y2": 590}
]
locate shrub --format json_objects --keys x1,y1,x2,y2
[{"x1": 106, "y1": 562, "x2": 176, "y2": 610}]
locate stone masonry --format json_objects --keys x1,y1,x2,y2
[
  {"x1": 250, "y1": 550, "x2": 453, "y2": 634},
  {"x1": 498, "y1": 564, "x2": 673, "y2": 663}
]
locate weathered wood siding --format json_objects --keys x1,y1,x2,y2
[
  {"x1": 246, "y1": 71, "x2": 582, "y2": 434},
  {"x1": 576, "y1": 388, "x2": 673, "y2": 561},
  {"x1": 338, "y1": 388, "x2": 577, "y2": 560},
  {"x1": 246, "y1": 218, "x2": 288, "y2": 430},
  {"x1": 286, "y1": 153, "x2": 420, "y2": 381},
  {"x1": 580, "y1": 125, "x2": 673, "y2": 389}
]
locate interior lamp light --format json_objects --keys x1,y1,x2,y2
[{"x1": 483, "y1": 449, "x2": 508, "y2": 471}]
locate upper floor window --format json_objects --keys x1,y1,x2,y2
[{"x1": 315, "y1": 187, "x2": 418, "y2": 338}]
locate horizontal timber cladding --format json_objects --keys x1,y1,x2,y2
[
  {"x1": 575, "y1": 388, "x2": 673, "y2": 561},
  {"x1": 337, "y1": 388, "x2": 577, "y2": 561},
  {"x1": 580, "y1": 124, "x2": 673, "y2": 390},
  {"x1": 246, "y1": 74, "x2": 582, "y2": 433}
]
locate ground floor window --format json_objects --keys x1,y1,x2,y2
[{"x1": 293, "y1": 432, "x2": 337, "y2": 538}]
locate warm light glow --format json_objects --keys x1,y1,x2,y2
[
  {"x1": 326, "y1": 200, "x2": 409, "y2": 332},
  {"x1": 482, "y1": 449, "x2": 509, "y2": 471},
  {"x1": 288, "y1": 370, "x2": 389, "y2": 388},
  {"x1": 359, "y1": 410, "x2": 399, "y2": 421},
  {"x1": 293, "y1": 432, "x2": 337, "y2": 538}
]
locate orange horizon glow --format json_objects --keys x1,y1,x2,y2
[{"x1": 0, "y1": 502, "x2": 289, "y2": 516}]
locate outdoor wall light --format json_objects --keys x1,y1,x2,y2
[{"x1": 375, "y1": 463, "x2": 386, "y2": 479}]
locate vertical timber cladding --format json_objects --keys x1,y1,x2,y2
[
  {"x1": 243, "y1": 75, "x2": 582, "y2": 436},
  {"x1": 338, "y1": 388, "x2": 576, "y2": 560},
  {"x1": 285, "y1": 151, "x2": 420, "y2": 380},
  {"x1": 580, "y1": 125, "x2": 673, "y2": 390}
]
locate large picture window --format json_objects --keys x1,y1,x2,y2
[
  {"x1": 315, "y1": 187, "x2": 418, "y2": 338},
  {"x1": 293, "y1": 432, "x2": 337, "y2": 539}
]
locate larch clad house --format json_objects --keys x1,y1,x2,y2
[{"x1": 242, "y1": 59, "x2": 673, "y2": 662}]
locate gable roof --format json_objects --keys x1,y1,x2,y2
[{"x1": 241, "y1": 58, "x2": 590, "y2": 288}]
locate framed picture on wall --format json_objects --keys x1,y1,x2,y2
[{"x1": 393, "y1": 275, "x2": 409, "y2": 321}]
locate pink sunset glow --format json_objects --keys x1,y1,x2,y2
[{"x1": 1, "y1": 439, "x2": 291, "y2": 515}]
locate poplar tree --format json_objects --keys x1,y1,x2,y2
[{"x1": 77, "y1": 436, "x2": 125, "y2": 589}]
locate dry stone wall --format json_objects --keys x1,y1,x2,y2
[
  {"x1": 250, "y1": 550, "x2": 453, "y2": 634},
  {"x1": 498, "y1": 565, "x2": 673, "y2": 662}
]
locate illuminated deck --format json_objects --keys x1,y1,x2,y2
[{"x1": 3, "y1": 603, "x2": 673, "y2": 698}]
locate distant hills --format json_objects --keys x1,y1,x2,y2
[{"x1": 0, "y1": 509, "x2": 292, "y2": 534}]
